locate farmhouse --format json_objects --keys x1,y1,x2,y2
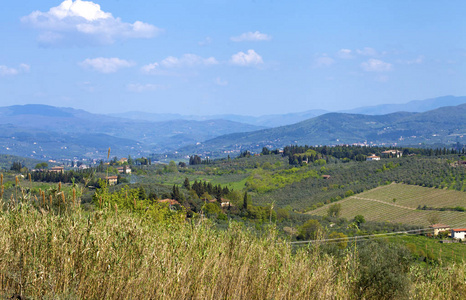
[
  {"x1": 366, "y1": 154, "x2": 380, "y2": 161},
  {"x1": 451, "y1": 228, "x2": 466, "y2": 241},
  {"x1": 429, "y1": 223, "x2": 450, "y2": 236},
  {"x1": 158, "y1": 199, "x2": 181, "y2": 211},
  {"x1": 49, "y1": 166, "x2": 64, "y2": 173},
  {"x1": 106, "y1": 176, "x2": 118, "y2": 186},
  {"x1": 117, "y1": 166, "x2": 131, "y2": 174},
  {"x1": 221, "y1": 201, "x2": 231, "y2": 208},
  {"x1": 158, "y1": 199, "x2": 181, "y2": 206},
  {"x1": 381, "y1": 150, "x2": 403, "y2": 158}
]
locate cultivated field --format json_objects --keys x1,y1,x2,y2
[
  {"x1": 308, "y1": 183, "x2": 466, "y2": 227},
  {"x1": 359, "y1": 183, "x2": 466, "y2": 209}
]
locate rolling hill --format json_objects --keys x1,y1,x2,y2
[
  {"x1": 109, "y1": 109, "x2": 329, "y2": 127},
  {"x1": 342, "y1": 95, "x2": 466, "y2": 115},
  {"x1": 111, "y1": 95, "x2": 466, "y2": 127},
  {"x1": 184, "y1": 104, "x2": 466, "y2": 155},
  {"x1": 0, "y1": 105, "x2": 264, "y2": 159},
  {"x1": 308, "y1": 183, "x2": 466, "y2": 228}
]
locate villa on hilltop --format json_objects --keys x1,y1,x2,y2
[
  {"x1": 381, "y1": 150, "x2": 403, "y2": 158},
  {"x1": 366, "y1": 154, "x2": 380, "y2": 161}
]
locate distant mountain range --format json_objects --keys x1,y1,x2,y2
[
  {"x1": 110, "y1": 95, "x2": 466, "y2": 127},
  {"x1": 109, "y1": 110, "x2": 329, "y2": 128},
  {"x1": 182, "y1": 104, "x2": 466, "y2": 155},
  {"x1": 341, "y1": 95, "x2": 466, "y2": 115},
  {"x1": 0, "y1": 105, "x2": 264, "y2": 159},
  {"x1": 0, "y1": 95, "x2": 465, "y2": 160}
]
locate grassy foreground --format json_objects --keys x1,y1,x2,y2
[{"x1": 0, "y1": 204, "x2": 465, "y2": 299}]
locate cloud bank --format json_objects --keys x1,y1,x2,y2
[
  {"x1": 127, "y1": 83, "x2": 164, "y2": 92},
  {"x1": 141, "y1": 54, "x2": 218, "y2": 75},
  {"x1": 21, "y1": 0, "x2": 161, "y2": 46},
  {"x1": 361, "y1": 59, "x2": 392, "y2": 72},
  {"x1": 230, "y1": 31, "x2": 272, "y2": 42},
  {"x1": 0, "y1": 64, "x2": 30, "y2": 76},
  {"x1": 79, "y1": 57, "x2": 134, "y2": 73}
]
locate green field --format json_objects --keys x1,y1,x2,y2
[
  {"x1": 308, "y1": 183, "x2": 466, "y2": 227},
  {"x1": 385, "y1": 235, "x2": 466, "y2": 265}
]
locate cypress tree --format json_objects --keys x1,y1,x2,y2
[{"x1": 243, "y1": 191, "x2": 248, "y2": 210}]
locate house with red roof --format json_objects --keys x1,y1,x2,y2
[{"x1": 451, "y1": 228, "x2": 466, "y2": 241}]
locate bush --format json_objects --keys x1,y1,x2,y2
[{"x1": 354, "y1": 240, "x2": 412, "y2": 299}]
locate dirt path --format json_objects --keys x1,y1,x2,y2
[{"x1": 351, "y1": 196, "x2": 416, "y2": 210}]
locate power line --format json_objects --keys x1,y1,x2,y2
[{"x1": 289, "y1": 225, "x2": 465, "y2": 245}]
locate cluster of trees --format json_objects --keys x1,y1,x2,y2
[
  {"x1": 417, "y1": 205, "x2": 465, "y2": 212},
  {"x1": 258, "y1": 145, "x2": 466, "y2": 166},
  {"x1": 29, "y1": 169, "x2": 97, "y2": 185},
  {"x1": 260, "y1": 147, "x2": 280, "y2": 155},
  {"x1": 187, "y1": 178, "x2": 231, "y2": 200},
  {"x1": 237, "y1": 150, "x2": 252, "y2": 158},
  {"x1": 189, "y1": 155, "x2": 211, "y2": 165},
  {"x1": 107, "y1": 156, "x2": 150, "y2": 166},
  {"x1": 10, "y1": 162, "x2": 24, "y2": 172}
]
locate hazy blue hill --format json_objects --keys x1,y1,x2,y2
[
  {"x1": 1, "y1": 104, "x2": 74, "y2": 117},
  {"x1": 110, "y1": 96, "x2": 465, "y2": 127},
  {"x1": 0, "y1": 153, "x2": 49, "y2": 170},
  {"x1": 341, "y1": 95, "x2": 466, "y2": 115},
  {"x1": 184, "y1": 105, "x2": 466, "y2": 154},
  {"x1": 0, "y1": 105, "x2": 264, "y2": 159},
  {"x1": 0, "y1": 124, "x2": 142, "y2": 159},
  {"x1": 109, "y1": 109, "x2": 329, "y2": 127}
]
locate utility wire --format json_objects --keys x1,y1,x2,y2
[{"x1": 290, "y1": 225, "x2": 465, "y2": 245}]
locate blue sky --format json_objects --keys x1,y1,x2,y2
[{"x1": 0, "y1": 0, "x2": 465, "y2": 116}]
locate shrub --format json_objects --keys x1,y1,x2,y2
[{"x1": 353, "y1": 240, "x2": 412, "y2": 299}]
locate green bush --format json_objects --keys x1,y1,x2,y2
[{"x1": 354, "y1": 240, "x2": 412, "y2": 299}]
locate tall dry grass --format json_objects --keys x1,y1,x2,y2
[
  {"x1": 0, "y1": 204, "x2": 353, "y2": 299},
  {"x1": 0, "y1": 182, "x2": 464, "y2": 299}
]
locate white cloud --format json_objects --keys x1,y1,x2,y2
[
  {"x1": 0, "y1": 63, "x2": 30, "y2": 76},
  {"x1": 337, "y1": 49, "x2": 354, "y2": 59},
  {"x1": 141, "y1": 62, "x2": 160, "y2": 74},
  {"x1": 79, "y1": 57, "x2": 134, "y2": 73},
  {"x1": 198, "y1": 36, "x2": 212, "y2": 46},
  {"x1": 127, "y1": 83, "x2": 164, "y2": 92},
  {"x1": 230, "y1": 31, "x2": 272, "y2": 42},
  {"x1": 315, "y1": 56, "x2": 335, "y2": 67},
  {"x1": 0, "y1": 66, "x2": 18, "y2": 76},
  {"x1": 214, "y1": 77, "x2": 228, "y2": 86},
  {"x1": 21, "y1": 0, "x2": 161, "y2": 46},
  {"x1": 398, "y1": 55, "x2": 424, "y2": 65},
  {"x1": 356, "y1": 47, "x2": 378, "y2": 56},
  {"x1": 361, "y1": 59, "x2": 392, "y2": 72},
  {"x1": 230, "y1": 49, "x2": 263, "y2": 66},
  {"x1": 77, "y1": 81, "x2": 96, "y2": 92},
  {"x1": 160, "y1": 54, "x2": 218, "y2": 68}
]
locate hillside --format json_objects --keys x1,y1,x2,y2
[
  {"x1": 342, "y1": 95, "x2": 466, "y2": 115},
  {"x1": 308, "y1": 183, "x2": 466, "y2": 227},
  {"x1": 0, "y1": 105, "x2": 264, "y2": 159},
  {"x1": 110, "y1": 109, "x2": 329, "y2": 127},
  {"x1": 111, "y1": 95, "x2": 466, "y2": 127},
  {"x1": 185, "y1": 104, "x2": 466, "y2": 155}
]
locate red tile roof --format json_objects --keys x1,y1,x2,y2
[
  {"x1": 429, "y1": 224, "x2": 449, "y2": 228},
  {"x1": 158, "y1": 199, "x2": 180, "y2": 206}
]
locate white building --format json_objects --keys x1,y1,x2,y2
[
  {"x1": 451, "y1": 228, "x2": 466, "y2": 240},
  {"x1": 366, "y1": 154, "x2": 381, "y2": 161}
]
